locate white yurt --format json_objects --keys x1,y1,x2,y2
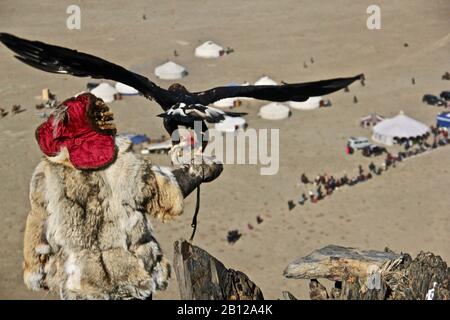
[
  {"x1": 288, "y1": 96, "x2": 322, "y2": 110},
  {"x1": 213, "y1": 97, "x2": 239, "y2": 108},
  {"x1": 254, "y1": 76, "x2": 277, "y2": 86},
  {"x1": 258, "y1": 102, "x2": 290, "y2": 120},
  {"x1": 215, "y1": 116, "x2": 247, "y2": 133},
  {"x1": 90, "y1": 83, "x2": 118, "y2": 103},
  {"x1": 154, "y1": 61, "x2": 187, "y2": 80},
  {"x1": 372, "y1": 111, "x2": 430, "y2": 145},
  {"x1": 115, "y1": 82, "x2": 139, "y2": 95},
  {"x1": 195, "y1": 41, "x2": 224, "y2": 59}
]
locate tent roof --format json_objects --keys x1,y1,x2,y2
[
  {"x1": 288, "y1": 96, "x2": 322, "y2": 110},
  {"x1": 195, "y1": 41, "x2": 224, "y2": 58},
  {"x1": 90, "y1": 83, "x2": 118, "y2": 103},
  {"x1": 154, "y1": 61, "x2": 187, "y2": 80},
  {"x1": 437, "y1": 112, "x2": 450, "y2": 122},
  {"x1": 359, "y1": 113, "x2": 384, "y2": 121},
  {"x1": 115, "y1": 82, "x2": 139, "y2": 95},
  {"x1": 254, "y1": 76, "x2": 277, "y2": 86},
  {"x1": 437, "y1": 112, "x2": 450, "y2": 127},
  {"x1": 372, "y1": 112, "x2": 429, "y2": 138},
  {"x1": 215, "y1": 116, "x2": 246, "y2": 132},
  {"x1": 259, "y1": 102, "x2": 290, "y2": 120},
  {"x1": 213, "y1": 97, "x2": 239, "y2": 107}
]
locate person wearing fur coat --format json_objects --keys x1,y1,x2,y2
[{"x1": 23, "y1": 92, "x2": 222, "y2": 300}]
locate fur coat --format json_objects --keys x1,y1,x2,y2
[{"x1": 23, "y1": 137, "x2": 207, "y2": 300}]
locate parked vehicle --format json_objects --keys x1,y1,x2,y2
[
  {"x1": 347, "y1": 137, "x2": 370, "y2": 150},
  {"x1": 440, "y1": 91, "x2": 450, "y2": 101},
  {"x1": 140, "y1": 139, "x2": 172, "y2": 154},
  {"x1": 422, "y1": 94, "x2": 446, "y2": 106},
  {"x1": 362, "y1": 144, "x2": 387, "y2": 157}
]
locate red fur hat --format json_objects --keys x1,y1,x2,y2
[{"x1": 36, "y1": 92, "x2": 117, "y2": 170}]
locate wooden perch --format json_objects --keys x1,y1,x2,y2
[
  {"x1": 284, "y1": 245, "x2": 404, "y2": 281},
  {"x1": 173, "y1": 240, "x2": 264, "y2": 300},
  {"x1": 284, "y1": 245, "x2": 449, "y2": 300}
]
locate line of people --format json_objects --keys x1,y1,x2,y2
[
  {"x1": 292, "y1": 128, "x2": 450, "y2": 208},
  {"x1": 298, "y1": 168, "x2": 372, "y2": 205}
]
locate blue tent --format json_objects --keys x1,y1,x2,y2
[
  {"x1": 437, "y1": 112, "x2": 450, "y2": 128},
  {"x1": 129, "y1": 134, "x2": 150, "y2": 144},
  {"x1": 118, "y1": 133, "x2": 150, "y2": 145}
]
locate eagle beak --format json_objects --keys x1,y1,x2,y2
[{"x1": 157, "y1": 113, "x2": 167, "y2": 118}]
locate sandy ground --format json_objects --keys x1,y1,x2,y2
[{"x1": 0, "y1": 0, "x2": 449, "y2": 300}]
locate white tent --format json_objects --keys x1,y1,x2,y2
[
  {"x1": 195, "y1": 41, "x2": 224, "y2": 59},
  {"x1": 372, "y1": 112, "x2": 430, "y2": 145},
  {"x1": 115, "y1": 82, "x2": 139, "y2": 95},
  {"x1": 254, "y1": 76, "x2": 277, "y2": 86},
  {"x1": 258, "y1": 102, "x2": 290, "y2": 120},
  {"x1": 213, "y1": 97, "x2": 240, "y2": 108},
  {"x1": 154, "y1": 61, "x2": 187, "y2": 80},
  {"x1": 215, "y1": 116, "x2": 247, "y2": 133},
  {"x1": 90, "y1": 83, "x2": 118, "y2": 103},
  {"x1": 288, "y1": 96, "x2": 322, "y2": 110}
]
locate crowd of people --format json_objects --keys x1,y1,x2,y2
[
  {"x1": 292, "y1": 126, "x2": 450, "y2": 208},
  {"x1": 297, "y1": 169, "x2": 371, "y2": 206}
]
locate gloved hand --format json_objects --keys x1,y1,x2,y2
[{"x1": 171, "y1": 156, "x2": 223, "y2": 197}]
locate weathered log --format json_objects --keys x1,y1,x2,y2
[
  {"x1": 387, "y1": 251, "x2": 449, "y2": 300},
  {"x1": 173, "y1": 240, "x2": 264, "y2": 300},
  {"x1": 309, "y1": 279, "x2": 329, "y2": 300},
  {"x1": 284, "y1": 245, "x2": 449, "y2": 300},
  {"x1": 307, "y1": 277, "x2": 389, "y2": 300},
  {"x1": 284, "y1": 245, "x2": 404, "y2": 281}
]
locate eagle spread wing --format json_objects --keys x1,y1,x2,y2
[
  {"x1": 194, "y1": 74, "x2": 363, "y2": 105},
  {"x1": 0, "y1": 33, "x2": 176, "y2": 109},
  {"x1": 0, "y1": 33, "x2": 363, "y2": 109}
]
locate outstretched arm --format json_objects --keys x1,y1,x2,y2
[
  {"x1": 171, "y1": 157, "x2": 223, "y2": 198},
  {"x1": 23, "y1": 164, "x2": 50, "y2": 291}
]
